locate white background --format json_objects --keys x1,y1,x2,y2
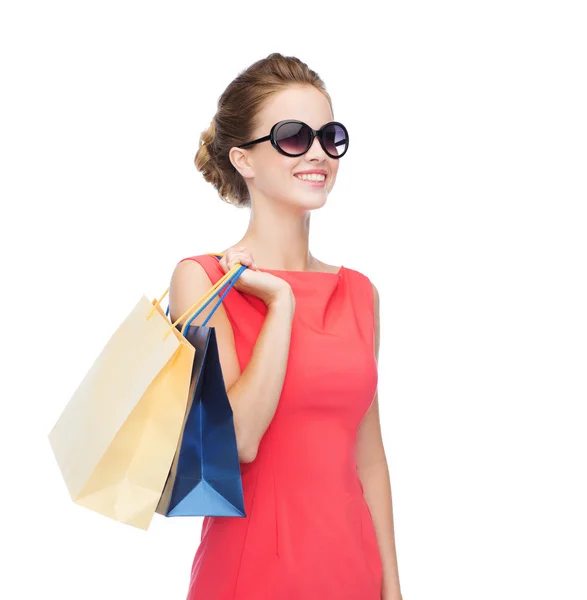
[{"x1": 1, "y1": 1, "x2": 586, "y2": 599}]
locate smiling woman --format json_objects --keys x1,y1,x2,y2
[
  {"x1": 170, "y1": 52, "x2": 402, "y2": 600},
  {"x1": 194, "y1": 55, "x2": 347, "y2": 209}
]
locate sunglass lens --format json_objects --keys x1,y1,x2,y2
[
  {"x1": 275, "y1": 122, "x2": 311, "y2": 155},
  {"x1": 322, "y1": 123, "x2": 348, "y2": 157}
]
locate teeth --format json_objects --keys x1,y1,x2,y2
[{"x1": 295, "y1": 173, "x2": 326, "y2": 182}]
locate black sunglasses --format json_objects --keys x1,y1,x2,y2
[{"x1": 237, "y1": 120, "x2": 349, "y2": 159}]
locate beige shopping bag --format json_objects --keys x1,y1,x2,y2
[
  {"x1": 48, "y1": 266, "x2": 242, "y2": 530},
  {"x1": 48, "y1": 290, "x2": 196, "y2": 530}
]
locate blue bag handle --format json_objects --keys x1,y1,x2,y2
[{"x1": 165, "y1": 254, "x2": 247, "y2": 328}]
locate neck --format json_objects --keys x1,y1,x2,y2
[{"x1": 234, "y1": 201, "x2": 317, "y2": 271}]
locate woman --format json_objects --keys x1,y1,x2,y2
[{"x1": 169, "y1": 53, "x2": 403, "y2": 600}]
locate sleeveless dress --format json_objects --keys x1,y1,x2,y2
[{"x1": 178, "y1": 253, "x2": 382, "y2": 600}]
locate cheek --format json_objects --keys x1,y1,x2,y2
[
  {"x1": 262, "y1": 143, "x2": 290, "y2": 167},
  {"x1": 272, "y1": 155, "x2": 298, "y2": 184},
  {"x1": 328, "y1": 161, "x2": 340, "y2": 185},
  {"x1": 255, "y1": 154, "x2": 297, "y2": 191}
]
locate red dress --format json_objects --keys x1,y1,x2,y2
[{"x1": 179, "y1": 253, "x2": 382, "y2": 600}]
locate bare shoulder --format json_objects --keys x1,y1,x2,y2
[{"x1": 168, "y1": 258, "x2": 212, "y2": 324}]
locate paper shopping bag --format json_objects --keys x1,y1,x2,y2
[
  {"x1": 156, "y1": 256, "x2": 247, "y2": 518},
  {"x1": 48, "y1": 292, "x2": 195, "y2": 530}
]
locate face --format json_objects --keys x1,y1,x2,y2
[{"x1": 230, "y1": 85, "x2": 341, "y2": 211}]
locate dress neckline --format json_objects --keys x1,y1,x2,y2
[
  {"x1": 256, "y1": 265, "x2": 344, "y2": 277},
  {"x1": 208, "y1": 253, "x2": 344, "y2": 277}
]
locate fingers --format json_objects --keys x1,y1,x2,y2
[{"x1": 221, "y1": 246, "x2": 257, "y2": 272}]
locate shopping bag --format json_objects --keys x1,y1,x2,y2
[
  {"x1": 47, "y1": 264, "x2": 240, "y2": 530},
  {"x1": 156, "y1": 255, "x2": 248, "y2": 518}
]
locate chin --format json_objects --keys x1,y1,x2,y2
[{"x1": 296, "y1": 193, "x2": 329, "y2": 211}]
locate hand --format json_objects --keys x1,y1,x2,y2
[{"x1": 218, "y1": 246, "x2": 293, "y2": 307}]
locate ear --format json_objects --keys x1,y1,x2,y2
[{"x1": 229, "y1": 146, "x2": 255, "y2": 179}]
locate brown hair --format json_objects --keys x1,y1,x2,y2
[{"x1": 194, "y1": 53, "x2": 333, "y2": 208}]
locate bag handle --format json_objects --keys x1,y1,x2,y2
[
  {"x1": 148, "y1": 253, "x2": 246, "y2": 340},
  {"x1": 181, "y1": 261, "x2": 245, "y2": 330},
  {"x1": 177, "y1": 253, "x2": 247, "y2": 332}
]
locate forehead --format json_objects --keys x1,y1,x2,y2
[{"x1": 256, "y1": 85, "x2": 333, "y2": 131}]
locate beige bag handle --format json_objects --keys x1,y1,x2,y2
[{"x1": 148, "y1": 253, "x2": 243, "y2": 340}]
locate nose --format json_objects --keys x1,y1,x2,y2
[{"x1": 305, "y1": 133, "x2": 328, "y2": 161}]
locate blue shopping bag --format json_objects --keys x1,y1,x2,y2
[{"x1": 156, "y1": 261, "x2": 248, "y2": 518}]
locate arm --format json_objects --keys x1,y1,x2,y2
[
  {"x1": 169, "y1": 259, "x2": 295, "y2": 464},
  {"x1": 356, "y1": 282, "x2": 403, "y2": 600}
]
